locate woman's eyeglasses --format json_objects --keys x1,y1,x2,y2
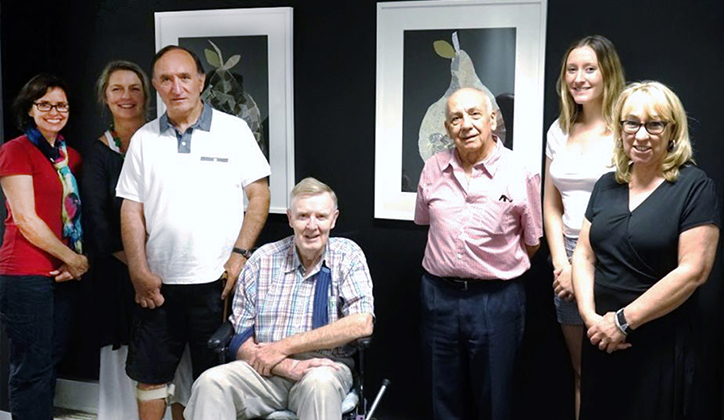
[
  {"x1": 620, "y1": 120, "x2": 668, "y2": 135},
  {"x1": 34, "y1": 102, "x2": 70, "y2": 113}
]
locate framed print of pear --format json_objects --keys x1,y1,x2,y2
[
  {"x1": 417, "y1": 32, "x2": 506, "y2": 162},
  {"x1": 202, "y1": 40, "x2": 267, "y2": 156}
]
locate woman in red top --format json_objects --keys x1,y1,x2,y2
[{"x1": 0, "y1": 73, "x2": 88, "y2": 419}]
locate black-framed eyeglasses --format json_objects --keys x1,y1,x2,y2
[
  {"x1": 620, "y1": 120, "x2": 668, "y2": 135},
  {"x1": 34, "y1": 102, "x2": 70, "y2": 113}
]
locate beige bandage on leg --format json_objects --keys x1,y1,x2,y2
[{"x1": 136, "y1": 384, "x2": 176, "y2": 402}]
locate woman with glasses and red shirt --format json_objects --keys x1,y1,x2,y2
[
  {"x1": 573, "y1": 82, "x2": 719, "y2": 420},
  {"x1": 0, "y1": 73, "x2": 87, "y2": 419}
]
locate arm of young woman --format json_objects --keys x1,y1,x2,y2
[{"x1": 543, "y1": 157, "x2": 574, "y2": 300}]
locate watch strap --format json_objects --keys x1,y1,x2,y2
[
  {"x1": 232, "y1": 247, "x2": 252, "y2": 259},
  {"x1": 615, "y1": 308, "x2": 632, "y2": 336}
]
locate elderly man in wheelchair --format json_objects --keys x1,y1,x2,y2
[{"x1": 185, "y1": 177, "x2": 374, "y2": 420}]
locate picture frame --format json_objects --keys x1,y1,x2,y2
[
  {"x1": 374, "y1": 0, "x2": 547, "y2": 220},
  {"x1": 155, "y1": 7, "x2": 295, "y2": 214}
]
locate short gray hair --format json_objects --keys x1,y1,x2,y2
[
  {"x1": 445, "y1": 87, "x2": 493, "y2": 121},
  {"x1": 289, "y1": 177, "x2": 338, "y2": 209}
]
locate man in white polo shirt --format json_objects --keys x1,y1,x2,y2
[{"x1": 116, "y1": 45, "x2": 271, "y2": 420}]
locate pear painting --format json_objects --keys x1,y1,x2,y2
[
  {"x1": 201, "y1": 40, "x2": 266, "y2": 156},
  {"x1": 418, "y1": 32, "x2": 507, "y2": 162}
]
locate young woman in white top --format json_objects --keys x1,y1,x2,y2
[{"x1": 543, "y1": 35, "x2": 625, "y2": 419}]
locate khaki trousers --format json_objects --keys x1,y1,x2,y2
[{"x1": 184, "y1": 360, "x2": 352, "y2": 420}]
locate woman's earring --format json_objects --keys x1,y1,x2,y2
[{"x1": 668, "y1": 140, "x2": 675, "y2": 152}]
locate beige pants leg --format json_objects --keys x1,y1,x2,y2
[
  {"x1": 288, "y1": 363, "x2": 353, "y2": 420},
  {"x1": 185, "y1": 360, "x2": 292, "y2": 419},
  {"x1": 184, "y1": 360, "x2": 352, "y2": 420}
]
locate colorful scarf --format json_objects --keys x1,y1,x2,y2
[{"x1": 25, "y1": 127, "x2": 83, "y2": 253}]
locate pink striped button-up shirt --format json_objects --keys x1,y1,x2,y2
[{"x1": 415, "y1": 139, "x2": 542, "y2": 280}]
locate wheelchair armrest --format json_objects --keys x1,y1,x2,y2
[
  {"x1": 208, "y1": 320, "x2": 235, "y2": 351},
  {"x1": 355, "y1": 336, "x2": 372, "y2": 349}
]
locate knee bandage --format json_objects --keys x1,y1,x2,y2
[{"x1": 136, "y1": 383, "x2": 175, "y2": 402}]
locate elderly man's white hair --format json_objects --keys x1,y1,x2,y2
[
  {"x1": 444, "y1": 87, "x2": 493, "y2": 121},
  {"x1": 289, "y1": 177, "x2": 338, "y2": 209}
]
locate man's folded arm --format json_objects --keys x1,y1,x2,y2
[{"x1": 239, "y1": 313, "x2": 374, "y2": 377}]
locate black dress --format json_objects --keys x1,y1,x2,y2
[
  {"x1": 82, "y1": 138, "x2": 135, "y2": 349},
  {"x1": 579, "y1": 165, "x2": 720, "y2": 420}
]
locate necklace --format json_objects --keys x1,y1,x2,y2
[{"x1": 109, "y1": 123, "x2": 126, "y2": 157}]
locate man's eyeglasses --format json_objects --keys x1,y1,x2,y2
[
  {"x1": 620, "y1": 120, "x2": 668, "y2": 135},
  {"x1": 34, "y1": 102, "x2": 70, "y2": 113}
]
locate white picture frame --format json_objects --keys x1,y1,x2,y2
[
  {"x1": 375, "y1": 0, "x2": 547, "y2": 220},
  {"x1": 155, "y1": 7, "x2": 295, "y2": 214}
]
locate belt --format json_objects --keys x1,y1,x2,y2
[
  {"x1": 425, "y1": 271, "x2": 518, "y2": 291},
  {"x1": 438, "y1": 276, "x2": 483, "y2": 290}
]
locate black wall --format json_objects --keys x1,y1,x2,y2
[{"x1": 1, "y1": 1, "x2": 723, "y2": 419}]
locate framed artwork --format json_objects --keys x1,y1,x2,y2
[
  {"x1": 155, "y1": 7, "x2": 294, "y2": 214},
  {"x1": 374, "y1": 0, "x2": 547, "y2": 220}
]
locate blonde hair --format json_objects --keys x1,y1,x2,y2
[
  {"x1": 289, "y1": 177, "x2": 338, "y2": 209},
  {"x1": 556, "y1": 35, "x2": 625, "y2": 133},
  {"x1": 612, "y1": 81, "x2": 693, "y2": 183}
]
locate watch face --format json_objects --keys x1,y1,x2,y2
[{"x1": 616, "y1": 309, "x2": 630, "y2": 333}]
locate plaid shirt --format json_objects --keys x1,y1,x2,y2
[{"x1": 231, "y1": 236, "x2": 374, "y2": 359}]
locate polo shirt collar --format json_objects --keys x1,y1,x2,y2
[
  {"x1": 446, "y1": 135, "x2": 503, "y2": 177},
  {"x1": 159, "y1": 101, "x2": 213, "y2": 134}
]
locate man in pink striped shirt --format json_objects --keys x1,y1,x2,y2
[{"x1": 415, "y1": 88, "x2": 542, "y2": 420}]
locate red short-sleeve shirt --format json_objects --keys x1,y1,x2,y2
[{"x1": 0, "y1": 135, "x2": 82, "y2": 275}]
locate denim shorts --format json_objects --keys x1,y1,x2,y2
[{"x1": 553, "y1": 236, "x2": 583, "y2": 325}]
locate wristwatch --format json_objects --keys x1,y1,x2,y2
[
  {"x1": 615, "y1": 308, "x2": 633, "y2": 336},
  {"x1": 232, "y1": 247, "x2": 252, "y2": 259}
]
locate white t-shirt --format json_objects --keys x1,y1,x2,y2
[
  {"x1": 545, "y1": 119, "x2": 614, "y2": 239},
  {"x1": 116, "y1": 108, "x2": 270, "y2": 284}
]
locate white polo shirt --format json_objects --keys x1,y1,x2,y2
[{"x1": 117, "y1": 106, "x2": 270, "y2": 284}]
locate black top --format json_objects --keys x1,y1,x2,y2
[
  {"x1": 585, "y1": 164, "x2": 720, "y2": 310},
  {"x1": 580, "y1": 165, "x2": 720, "y2": 420},
  {"x1": 82, "y1": 139, "x2": 134, "y2": 349}
]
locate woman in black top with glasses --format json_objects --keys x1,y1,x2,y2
[{"x1": 573, "y1": 81, "x2": 720, "y2": 420}]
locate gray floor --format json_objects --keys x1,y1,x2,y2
[
  {"x1": 53, "y1": 408, "x2": 97, "y2": 420},
  {"x1": 1, "y1": 408, "x2": 97, "y2": 420}
]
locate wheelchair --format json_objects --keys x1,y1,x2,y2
[{"x1": 208, "y1": 321, "x2": 378, "y2": 420}]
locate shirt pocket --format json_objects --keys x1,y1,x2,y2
[
  {"x1": 470, "y1": 199, "x2": 516, "y2": 236},
  {"x1": 198, "y1": 156, "x2": 241, "y2": 188}
]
